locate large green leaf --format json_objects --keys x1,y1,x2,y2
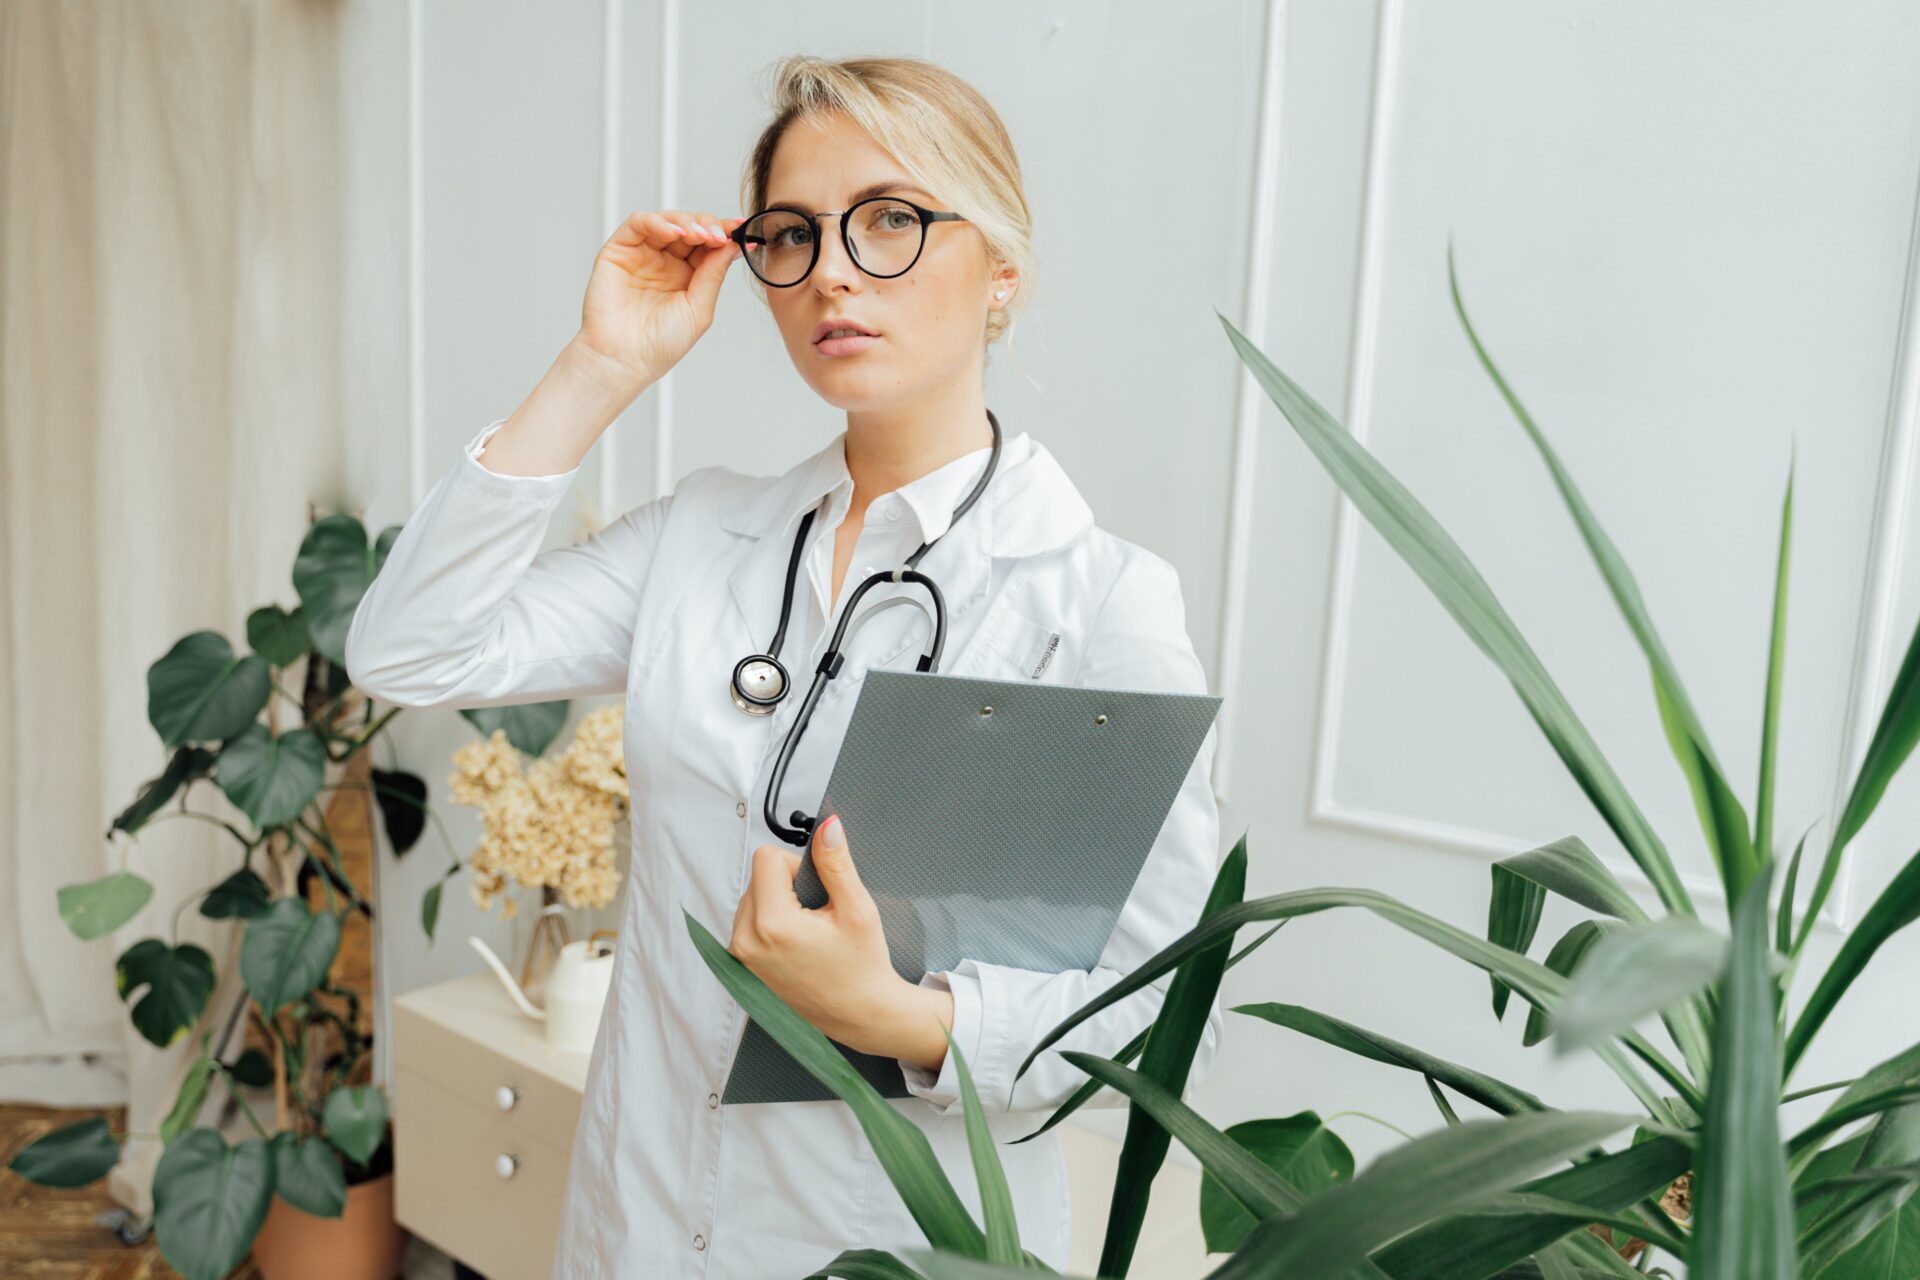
[
  {"x1": 1487, "y1": 859, "x2": 1545, "y2": 1021},
  {"x1": 241, "y1": 897, "x2": 342, "y2": 1015},
  {"x1": 942, "y1": 1026, "x2": 1018, "y2": 1265},
  {"x1": 1007, "y1": 922, "x2": 1285, "y2": 1147},
  {"x1": 321, "y1": 1084, "x2": 387, "y2": 1166},
  {"x1": 109, "y1": 745, "x2": 217, "y2": 836},
  {"x1": 199, "y1": 868, "x2": 273, "y2": 920},
  {"x1": 58, "y1": 869, "x2": 154, "y2": 940},
  {"x1": 151, "y1": 1130, "x2": 273, "y2": 1280},
  {"x1": 6, "y1": 1116, "x2": 121, "y2": 1188},
  {"x1": 1200, "y1": 1113, "x2": 1353, "y2": 1253},
  {"x1": 369, "y1": 767, "x2": 428, "y2": 856},
  {"x1": 270, "y1": 1131, "x2": 346, "y2": 1218},
  {"x1": 1217, "y1": 309, "x2": 1693, "y2": 919},
  {"x1": 1014, "y1": 886, "x2": 1696, "y2": 1119},
  {"x1": 116, "y1": 938, "x2": 216, "y2": 1048},
  {"x1": 1373, "y1": 1135, "x2": 1693, "y2": 1279},
  {"x1": 147, "y1": 631, "x2": 272, "y2": 747},
  {"x1": 293, "y1": 515, "x2": 392, "y2": 667},
  {"x1": 1447, "y1": 249, "x2": 1757, "y2": 905},
  {"x1": 1755, "y1": 460, "x2": 1793, "y2": 863},
  {"x1": 682, "y1": 908, "x2": 987, "y2": 1258},
  {"x1": 1549, "y1": 918, "x2": 1725, "y2": 1056},
  {"x1": 246, "y1": 604, "x2": 312, "y2": 668},
  {"x1": 215, "y1": 724, "x2": 326, "y2": 830},
  {"x1": 1232, "y1": 1002, "x2": 1546, "y2": 1116},
  {"x1": 1799, "y1": 1104, "x2": 1920, "y2": 1275},
  {"x1": 1691, "y1": 858, "x2": 1794, "y2": 1278},
  {"x1": 901, "y1": 1253, "x2": 1084, "y2": 1280},
  {"x1": 1052, "y1": 1052, "x2": 1390, "y2": 1280},
  {"x1": 1787, "y1": 845, "x2": 1920, "y2": 1079},
  {"x1": 461, "y1": 701, "x2": 572, "y2": 758},
  {"x1": 1524, "y1": 921, "x2": 1613, "y2": 1048},
  {"x1": 1797, "y1": 607, "x2": 1920, "y2": 955},
  {"x1": 1206, "y1": 1111, "x2": 1640, "y2": 1280},
  {"x1": 1100, "y1": 834, "x2": 1246, "y2": 1277}
]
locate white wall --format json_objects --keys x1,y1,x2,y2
[{"x1": 341, "y1": 0, "x2": 1920, "y2": 1181}]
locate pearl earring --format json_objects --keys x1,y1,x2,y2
[{"x1": 994, "y1": 290, "x2": 1007, "y2": 300}]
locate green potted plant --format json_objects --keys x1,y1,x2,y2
[
  {"x1": 687, "y1": 251, "x2": 1920, "y2": 1278},
  {"x1": 3, "y1": 509, "x2": 572, "y2": 1280}
]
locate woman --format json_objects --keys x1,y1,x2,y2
[{"x1": 346, "y1": 54, "x2": 1222, "y2": 1279}]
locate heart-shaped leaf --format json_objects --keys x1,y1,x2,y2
[
  {"x1": 58, "y1": 870, "x2": 154, "y2": 940},
  {"x1": 147, "y1": 631, "x2": 272, "y2": 747},
  {"x1": 241, "y1": 897, "x2": 341, "y2": 1015},
  {"x1": 370, "y1": 767, "x2": 427, "y2": 855},
  {"x1": 199, "y1": 868, "x2": 272, "y2": 920},
  {"x1": 270, "y1": 1131, "x2": 346, "y2": 1218},
  {"x1": 151, "y1": 1130, "x2": 273, "y2": 1280},
  {"x1": 246, "y1": 605, "x2": 312, "y2": 668},
  {"x1": 293, "y1": 515, "x2": 388, "y2": 667},
  {"x1": 1201, "y1": 1113, "x2": 1353, "y2": 1253},
  {"x1": 116, "y1": 938, "x2": 215, "y2": 1048},
  {"x1": 6, "y1": 1116, "x2": 121, "y2": 1188},
  {"x1": 109, "y1": 746, "x2": 217, "y2": 836},
  {"x1": 216, "y1": 724, "x2": 326, "y2": 830},
  {"x1": 461, "y1": 701, "x2": 571, "y2": 758},
  {"x1": 229, "y1": 1047, "x2": 274, "y2": 1088},
  {"x1": 321, "y1": 1084, "x2": 387, "y2": 1166}
]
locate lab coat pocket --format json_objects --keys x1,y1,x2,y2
[{"x1": 979, "y1": 607, "x2": 1068, "y2": 681}]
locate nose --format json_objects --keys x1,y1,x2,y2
[{"x1": 810, "y1": 214, "x2": 863, "y2": 294}]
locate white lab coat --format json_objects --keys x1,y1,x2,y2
[{"x1": 345, "y1": 416, "x2": 1224, "y2": 1279}]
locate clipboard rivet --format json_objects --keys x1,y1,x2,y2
[
  {"x1": 1095, "y1": 713, "x2": 1108, "y2": 725},
  {"x1": 981, "y1": 705, "x2": 993, "y2": 716}
]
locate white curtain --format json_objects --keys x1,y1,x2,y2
[{"x1": 0, "y1": 0, "x2": 344, "y2": 1215}]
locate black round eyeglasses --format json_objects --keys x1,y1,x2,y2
[{"x1": 729, "y1": 196, "x2": 969, "y2": 288}]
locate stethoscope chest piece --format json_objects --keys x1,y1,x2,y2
[{"x1": 730, "y1": 653, "x2": 789, "y2": 715}]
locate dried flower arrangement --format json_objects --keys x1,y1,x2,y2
[{"x1": 448, "y1": 703, "x2": 628, "y2": 919}]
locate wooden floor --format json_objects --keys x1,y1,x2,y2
[{"x1": 1, "y1": 1102, "x2": 263, "y2": 1280}]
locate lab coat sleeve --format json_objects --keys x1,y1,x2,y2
[
  {"x1": 344, "y1": 418, "x2": 671, "y2": 709},
  {"x1": 898, "y1": 548, "x2": 1225, "y2": 1118}
]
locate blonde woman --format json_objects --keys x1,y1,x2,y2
[{"x1": 346, "y1": 54, "x2": 1222, "y2": 1278}]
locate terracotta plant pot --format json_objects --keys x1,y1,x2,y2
[{"x1": 250, "y1": 1168, "x2": 409, "y2": 1280}]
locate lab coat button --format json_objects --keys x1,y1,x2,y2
[
  {"x1": 735, "y1": 800, "x2": 748, "y2": 818},
  {"x1": 707, "y1": 1091, "x2": 719, "y2": 1109},
  {"x1": 693, "y1": 1233, "x2": 707, "y2": 1251}
]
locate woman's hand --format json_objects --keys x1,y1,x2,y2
[
  {"x1": 728, "y1": 815, "x2": 952, "y2": 1067},
  {"x1": 575, "y1": 209, "x2": 745, "y2": 391}
]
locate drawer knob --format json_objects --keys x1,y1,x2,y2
[
  {"x1": 495, "y1": 1153, "x2": 520, "y2": 1179},
  {"x1": 495, "y1": 1085, "x2": 520, "y2": 1111}
]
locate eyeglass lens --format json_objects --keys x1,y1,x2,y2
[{"x1": 739, "y1": 199, "x2": 923, "y2": 286}]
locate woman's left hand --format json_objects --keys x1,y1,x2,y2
[{"x1": 728, "y1": 814, "x2": 929, "y2": 1058}]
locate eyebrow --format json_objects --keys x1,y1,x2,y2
[{"x1": 764, "y1": 181, "x2": 935, "y2": 212}]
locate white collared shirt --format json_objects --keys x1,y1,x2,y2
[{"x1": 345, "y1": 418, "x2": 1223, "y2": 1278}]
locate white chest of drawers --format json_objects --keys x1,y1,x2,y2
[{"x1": 392, "y1": 971, "x2": 591, "y2": 1280}]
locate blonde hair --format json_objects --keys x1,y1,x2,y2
[{"x1": 738, "y1": 55, "x2": 1034, "y2": 363}]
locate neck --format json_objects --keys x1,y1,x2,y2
[{"x1": 842, "y1": 381, "x2": 993, "y2": 510}]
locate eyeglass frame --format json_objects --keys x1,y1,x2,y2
[{"x1": 728, "y1": 195, "x2": 970, "y2": 288}]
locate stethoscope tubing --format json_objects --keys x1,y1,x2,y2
[{"x1": 738, "y1": 409, "x2": 1003, "y2": 846}]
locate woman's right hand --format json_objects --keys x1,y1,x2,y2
[{"x1": 575, "y1": 209, "x2": 745, "y2": 389}]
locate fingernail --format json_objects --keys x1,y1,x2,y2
[
  {"x1": 665, "y1": 222, "x2": 687, "y2": 235},
  {"x1": 823, "y1": 815, "x2": 845, "y2": 848}
]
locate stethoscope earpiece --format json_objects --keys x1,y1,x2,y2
[{"x1": 731, "y1": 408, "x2": 1005, "y2": 846}]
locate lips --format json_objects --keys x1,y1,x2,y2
[{"x1": 812, "y1": 318, "x2": 880, "y2": 344}]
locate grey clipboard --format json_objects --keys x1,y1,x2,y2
[{"x1": 721, "y1": 668, "x2": 1222, "y2": 1105}]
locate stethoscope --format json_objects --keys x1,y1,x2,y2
[{"x1": 730, "y1": 407, "x2": 1005, "y2": 847}]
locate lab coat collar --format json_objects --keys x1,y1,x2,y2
[
  {"x1": 719, "y1": 422, "x2": 1091, "y2": 658},
  {"x1": 715, "y1": 424, "x2": 1093, "y2": 559}
]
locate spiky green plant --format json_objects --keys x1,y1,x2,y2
[{"x1": 692, "y1": 250, "x2": 1920, "y2": 1278}]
